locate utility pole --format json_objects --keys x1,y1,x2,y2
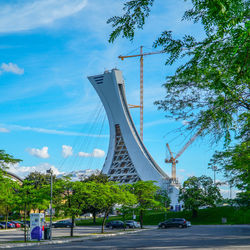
[{"x1": 46, "y1": 168, "x2": 53, "y2": 240}]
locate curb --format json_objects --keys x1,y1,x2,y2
[{"x1": 0, "y1": 228, "x2": 151, "y2": 249}]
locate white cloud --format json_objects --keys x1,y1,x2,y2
[
  {"x1": 0, "y1": 127, "x2": 10, "y2": 133},
  {"x1": 0, "y1": 0, "x2": 87, "y2": 33},
  {"x1": 28, "y1": 146, "x2": 49, "y2": 159},
  {"x1": 7, "y1": 162, "x2": 63, "y2": 179},
  {"x1": 62, "y1": 145, "x2": 73, "y2": 158},
  {"x1": 78, "y1": 148, "x2": 105, "y2": 158},
  {"x1": 4, "y1": 124, "x2": 108, "y2": 138},
  {"x1": 0, "y1": 62, "x2": 24, "y2": 75}
]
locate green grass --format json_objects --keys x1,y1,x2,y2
[{"x1": 75, "y1": 206, "x2": 250, "y2": 226}]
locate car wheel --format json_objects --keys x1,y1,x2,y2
[
  {"x1": 162, "y1": 225, "x2": 166, "y2": 229},
  {"x1": 110, "y1": 226, "x2": 113, "y2": 229},
  {"x1": 178, "y1": 224, "x2": 183, "y2": 228}
]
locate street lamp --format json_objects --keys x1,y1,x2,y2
[
  {"x1": 211, "y1": 166, "x2": 218, "y2": 185},
  {"x1": 46, "y1": 168, "x2": 53, "y2": 240}
]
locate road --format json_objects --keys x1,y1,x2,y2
[{"x1": 7, "y1": 225, "x2": 250, "y2": 250}]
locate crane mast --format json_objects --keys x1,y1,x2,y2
[
  {"x1": 165, "y1": 129, "x2": 202, "y2": 181},
  {"x1": 118, "y1": 46, "x2": 165, "y2": 141}
]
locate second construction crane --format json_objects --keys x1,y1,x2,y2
[
  {"x1": 118, "y1": 46, "x2": 165, "y2": 141},
  {"x1": 165, "y1": 129, "x2": 202, "y2": 182}
]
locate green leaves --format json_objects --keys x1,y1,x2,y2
[
  {"x1": 0, "y1": 150, "x2": 22, "y2": 169},
  {"x1": 107, "y1": 0, "x2": 154, "y2": 42},
  {"x1": 179, "y1": 175, "x2": 222, "y2": 217}
]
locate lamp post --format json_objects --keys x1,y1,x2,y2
[
  {"x1": 46, "y1": 168, "x2": 53, "y2": 240},
  {"x1": 211, "y1": 166, "x2": 218, "y2": 185}
]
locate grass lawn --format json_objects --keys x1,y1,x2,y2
[{"x1": 76, "y1": 206, "x2": 250, "y2": 226}]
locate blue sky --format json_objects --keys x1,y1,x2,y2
[{"x1": 0, "y1": 0, "x2": 232, "y2": 197}]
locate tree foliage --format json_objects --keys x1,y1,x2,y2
[
  {"x1": 131, "y1": 181, "x2": 162, "y2": 228},
  {"x1": 0, "y1": 149, "x2": 22, "y2": 169},
  {"x1": 179, "y1": 175, "x2": 222, "y2": 217}
]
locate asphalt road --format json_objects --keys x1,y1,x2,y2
[{"x1": 10, "y1": 225, "x2": 250, "y2": 250}]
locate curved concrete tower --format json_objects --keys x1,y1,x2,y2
[
  {"x1": 88, "y1": 68, "x2": 169, "y2": 184},
  {"x1": 88, "y1": 69, "x2": 181, "y2": 209}
]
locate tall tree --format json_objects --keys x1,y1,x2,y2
[
  {"x1": 86, "y1": 182, "x2": 136, "y2": 233},
  {"x1": 0, "y1": 176, "x2": 19, "y2": 229},
  {"x1": 0, "y1": 150, "x2": 22, "y2": 229},
  {"x1": 81, "y1": 173, "x2": 109, "y2": 224},
  {"x1": 131, "y1": 181, "x2": 162, "y2": 228},
  {"x1": 55, "y1": 178, "x2": 87, "y2": 237},
  {"x1": 179, "y1": 175, "x2": 222, "y2": 217}
]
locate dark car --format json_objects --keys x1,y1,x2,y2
[
  {"x1": 125, "y1": 220, "x2": 140, "y2": 228},
  {"x1": 105, "y1": 220, "x2": 125, "y2": 229},
  {"x1": 52, "y1": 220, "x2": 74, "y2": 228},
  {"x1": 0, "y1": 223, "x2": 5, "y2": 229},
  {"x1": 0, "y1": 222, "x2": 15, "y2": 228},
  {"x1": 158, "y1": 218, "x2": 188, "y2": 229}
]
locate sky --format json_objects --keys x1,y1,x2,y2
[{"x1": 0, "y1": 0, "x2": 233, "y2": 197}]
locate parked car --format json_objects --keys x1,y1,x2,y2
[
  {"x1": 186, "y1": 221, "x2": 192, "y2": 227},
  {"x1": 0, "y1": 222, "x2": 15, "y2": 228},
  {"x1": 105, "y1": 220, "x2": 125, "y2": 229},
  {"x1": 20, "y1": 220, "x2": 30, "y2": 227},
  {"x1": 158, "y1": 218, "x2": 188, "y2": 229},
  {"x1": 0, "y1": 223, "x2": 5, "y2": 229},
  {"x1": 125, "y1": 220, "x2": 140, "y2": 228},
  {"x1": 10, "y1": 221, "x2": 21, "y2": 228},
  {"x1": 52, "y1": 220, "x2": 74, "y2": 228}
]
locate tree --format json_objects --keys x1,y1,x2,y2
[
  {"x1": 0, "y1": 150, "x2": 22, "y2": 229},
  {"x1": 107, "y1": 0, "x2": 249, "y2": 198},
  {"x1": 15, "y1": 180, "x2": 40, "y2": 242},
  {"x1": 210, "y1": 138, "x2": 250, "y2": 207},
  {"x1": 81, "y1": 173, "x2": 109, "y2": 224},
  {"x1": 155, "y1": 189, "x2": 171, "y2": 214},
  {"x1": 81, "y1": 173, "x2": 109, "y2": 184},
  {"x1": 55, "y1": 178, "x2": 87, "y2": 237},
  {"x1": 0, "y1": 150, "x2": 22, "y2": 169},
  {"x1": 0, "y1": 176, "x2": 19, "y2": 229},
  {"x1": 86, "y1": 182, "x2": 136, "y2": 233},
  {"x1": 131, "y1": 181, "x2": 162, "y2": 228},
  {"x1": 179, "y1": 175, "x2": 222, "y2": 217},
  {"x1": 24, "y1": 172, "x2": 52, "y2": 213}
]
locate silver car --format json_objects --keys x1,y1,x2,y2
[{"x1": 125, "y1": 220, "x2": 140, "y2": 228}]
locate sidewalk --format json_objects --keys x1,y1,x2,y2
[{"x1": 0, "y1": 228, "x2": 152, "y2": 249}]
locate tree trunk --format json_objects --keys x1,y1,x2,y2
[
  {"x1": 139, "y1": 209, "x2": 143, "y2": 229},
  {"x1": 5, "y1": 207, "x2": 8, "y2": 229},
  {"x1": 101, "y1": 210, "x2": 109, "y2": 233},
  {"x1": 192, "y1": 208, "x2": 198, "y2": 218},
  {"x1": 70, "y1": 215, "x2": 75, "y2": 237},
  {"x1": 93, "y1": 211, "x2": 96, "y2": 225}
]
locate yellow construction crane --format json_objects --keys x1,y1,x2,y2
[
  {"x1": 165, "y1": 129, "x2": 202, "y2": 182},
  {"x1": 119, "y1": 46, "x2": 165, "y2": 141}
]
